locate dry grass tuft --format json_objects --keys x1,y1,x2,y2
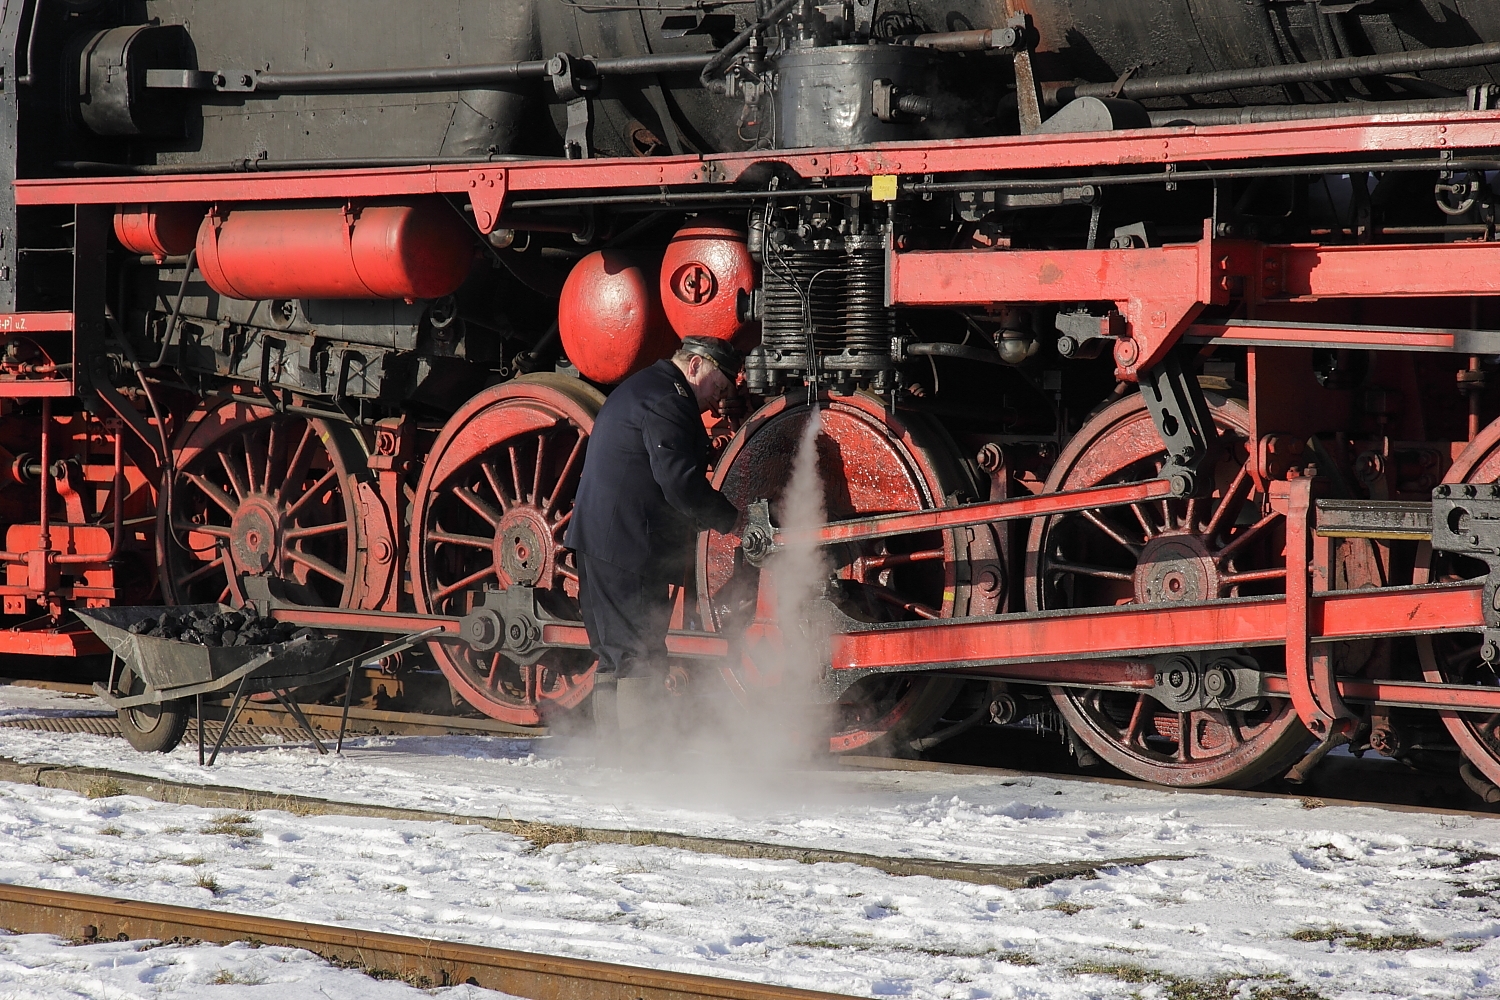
[
  {"x1": 1290, "y1": 925, "x2": 1438, "y2": 951},
  {"x1": 86, "y1": 779, "x2": 125, "y2": 799},
  {"x1": 1045, "y1": 901, "x2": 1092, "y2": 915},
  {"x1": 1069, "y1": 962, "x2": 1328, "y2": 1000},
  {"x1": 200, "y1": 813, "x2": 260, "y2": 838},
  {"x1": 506, "y1": 819, "x2": 584, "y2": 851}
]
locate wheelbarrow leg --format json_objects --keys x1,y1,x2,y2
[
  {"x1": 272, "y1": 689, "x2": 327, "y2": 755},
  {"x1": 196, "y1": 694, "x2": 205, "y2": 767},
  {"x1": 336, "y1": 657, "x2": 359, "y2": 754},
  {"x1": 207, "y1": 673, "x2": 252, "y2": 767}
]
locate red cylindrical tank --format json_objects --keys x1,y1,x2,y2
[
  {"x1": 114, "y1": 203, "x2": 205, "y2": 261},
  {"x1": 196, "y1": 199, "x2": 474, "y2": 301},
  {"x1": 559, "y1": 250, "x2": 677, "y2": 385},
  {"x1": 659, "y1": 217, "x2": 756, "y2": 344}
]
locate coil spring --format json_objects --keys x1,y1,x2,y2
[
  {"x1": 844, "y1": 240, "x2": 892, "y2": 357},
  {"x1": 761, "y1": 242, "x2": 845, "y2": 355}
]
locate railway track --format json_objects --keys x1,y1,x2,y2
[
  {"x1": 0, "y1": 753, "x2": 1181, "y2": 887},
  {"x1": 0, "y1": 883, "x2": 845, "y2": 1000},
  {"x1": 3, "y1": 676, "x2": 1496, "y2": 815}
]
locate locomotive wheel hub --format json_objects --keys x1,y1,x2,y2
[
  {"x1": 230, "y1": 498, "x2": 281, "y2": 575},
  {"x1": 495, "y1": 511, "x2": 550, "y2": 587},
  {"x1": 1135, "y1": 534, "x2": 1217, "y2": 604}
]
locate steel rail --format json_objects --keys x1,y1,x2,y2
[{"x1": 0, "y1": 884, "x2": 848, "y2": 1000}]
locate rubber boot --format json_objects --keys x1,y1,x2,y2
[
  {"x1": 616, "y1": 675, "x2": 661, "y2": 767},
  {"x1": 591, "y1": 673, "x2": 619, "y2": 761}
]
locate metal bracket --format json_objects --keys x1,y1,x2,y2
[
  {"x1": 1151, "y1": 651, "x2": 1266, "y2": 713},
  {"x1": 1431, "y1": 483, "x2": 1500, "y2": 663},
  {"x1": 474, "y1": 585, "x2": 556, "y2": 664},
  {"x1": 1055, "y1": 309, "x2": 1125, "y2": 360},
  {"x1": 1139, "y1": 353, "x2": 1220, "y2": 496},
  {"x1": 1005, "y1": 13, "x2": 1044, "y2": 135},
  {"x1": 548, "y1": 54, "x2": 599, "y2": 160}
]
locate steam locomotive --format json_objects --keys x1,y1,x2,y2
[{"x1": 6, "y1": 0, "x2": 1500, "y2": 793}]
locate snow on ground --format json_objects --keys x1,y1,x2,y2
[
  {"x1": 0, "y1": 930, "x2": 518, "y2": 1000},
  {"x1": 1, "y1": 685, "x2": 1499, "y2": 998}
]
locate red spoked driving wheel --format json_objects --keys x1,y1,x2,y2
[
  {"x1": 1418, "y1": 419, "x2": 1500, "y2": 786},
  {"x1": 699, "y1": 392, "x2": 1003, "y2": 754},
  {"x1": 1024, "y1": 383, "x2": 1311, "y2": 788},
  {"x1": 410, "y1": 374, "x2": 605, "y2": 726},
  {"x1": 159, "y1": 398, "x2": 369, "y2": 610}
]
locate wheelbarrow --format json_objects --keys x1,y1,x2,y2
[{"x1": 75, "y1": 605, "x2": 441, "y2": 765}]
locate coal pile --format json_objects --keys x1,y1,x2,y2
[{"x1": 126, "y1": 608, "x2": 323, "y2": 648}]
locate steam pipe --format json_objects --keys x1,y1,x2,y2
[
  {"x1": 1147, "y1": 96, "x2": 1470, "y2": 127},
  {"x1": 249, "y1": 53, "x2": 712, "y2": 93},
  {"x1": 1047, "y1": 40, "x2": 1500, "y2": 107},
  {"x1": 14, "y1": 0, "x2": 41, "y2": 87},
  {"x1": 37, "y1": 398, "x2": 50, "y2": 555},
  {"x1": 906, "y1": 342, "x2": 1007, "y2": 366}
]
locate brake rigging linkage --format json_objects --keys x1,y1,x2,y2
[{"x1": 1139, "y1": 353, "x2": 1222, "y2": 498}]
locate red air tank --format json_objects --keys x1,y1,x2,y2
[
  {"x1": 659, "y1": 217, "x2": 756, "y2": 344},
  {"x1": 558, "y1": 250, "x2": 677, "y2": 385},
  {"x1": 114, "y1": 203, "x2": 205, "y2": 262},
  {"x1": 196, "y1": 199, "x2": 474, "y2": 301}
]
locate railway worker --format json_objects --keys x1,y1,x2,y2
[{"x1": 565, "y1": 335, "x2": 743, "y2": 754}]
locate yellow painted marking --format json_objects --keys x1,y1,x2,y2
[{"x1": 871, "y1": 175, "x2": 899, "y2": 202}]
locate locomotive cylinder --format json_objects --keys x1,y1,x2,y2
[
  {"x1": 194, "y1": 199, "x2": 475, "y2": 301},
  {"x1": 659, "y1": 218, "x2": 756, "y2": 346},
  {"x1": 558, "y1": 250, "x2": 678, "y2": 385}
]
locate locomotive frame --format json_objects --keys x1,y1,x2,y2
[{"x1": 5, "y1": 1, "x2": 1500, "y2": 792}]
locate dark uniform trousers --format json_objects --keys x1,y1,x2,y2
[
  {"x1": 576, "y1": 555, "x2": 675, "y2": 682},
  {"x1": 565, "y1": 359, "x2": 738, "y2": 683}
]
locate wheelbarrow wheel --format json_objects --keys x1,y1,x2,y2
[
  {"x1": 115, "y1": 666, "x2": 190, "y2": 753},
  {"x1": 119, "y1": 700, "x2": 189, "y2": 753}
]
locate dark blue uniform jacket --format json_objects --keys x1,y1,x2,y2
[{"x1": 566, "y1": 360, "x2": 738, "y2": 580}]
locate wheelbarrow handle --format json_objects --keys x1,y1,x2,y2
[{"x1": 335, "y1": 626, "x2": 448, "y2": 753}]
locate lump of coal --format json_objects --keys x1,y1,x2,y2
[{"x1": 113, "y1": 606, "x2": 325, "y2": 648}]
